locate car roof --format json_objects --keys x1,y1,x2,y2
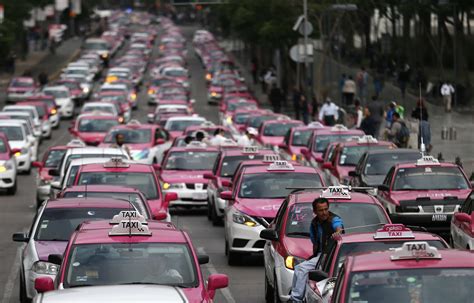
[
  {"x1": 77, "y1": 113, "x2": 118, "y2": 120},
  {"x1": 0, "y1": 120, "x2": 25, "y2": 127},
  {"x1": 72, "y1": 220, "x2": 187, "y2": 245},
  {"x1": 167, "y1": 146, "x2": 219, "y2": 153},
  {"x1": 109, "y1": 123, "x2": 158, "y2": 130},
  {"x1": 167, "y1": 116, "x2": 205, "y2": 121},
  {"x1": 66, "y1": 147, "x2": 124, "y2": 155},
  {"x1": 44, "y1": 85, "x2": 68, "y2": 91},
  {"x1": 365, "y1": 149, "x2": 421, "y2": 156},
  {"x1": 336, "y1": 140, "x2": 394, "y2": 147},
  {"x1": 45, "y1": 198, "x2": 133, "y2": 209},
  {"x1": 220, "y1": 148, "x2": 275, "y2": 157},
  {"x1": 63, "y1": 185, "x2": 144, "y2": 194},
  {"x1": 348, "y1": 249, "x2": 474, "y2": 272},
  {"x1": 242, "y1": 164, "x2": 318, "y2": 174},
  {"x1": 261, "y1": 119, "x2": 303, "y2": 126},
  {"x1": 79, "y1": 162, "x2": 154, "y2": 173},
  {"x1": 396, "y1": 161, "x2": 459, "y2": 169},
  {"x1": 338, "y1": 230, "x2": 445, "y2": 244},
  {"x1": 287, "y1": 190, "x2": 381, "y2": 205}
]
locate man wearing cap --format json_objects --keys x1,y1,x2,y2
[
  {"x1": 238, "y1": 128, "x2": 257, "y2": 146},
  {"x1": 289, "y1": 197, "x2": 344, "y2": 303}
]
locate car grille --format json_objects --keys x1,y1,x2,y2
[
  {"x1": 398, "y1": 199, "x2": 460, "y2": 213},
  {"x1": 185, "y1": 183, "x2": 207, "y2": 190}
]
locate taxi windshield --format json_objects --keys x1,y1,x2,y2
[
  {"x1": 285, "y1": 202, "x2": 389, "y2": 238},
  {"x1": 347, "y1": 268, "x2": 474, "y2": 303},
  {"x1": 364, "y1": 152, "x2": 421, "y2": 175},
  {"x1": 64, "y1": 154, "x2": 127, "y2": 172},
  {"x1": 248, "y1": 115, "x2": 275, "y2": 128},
  {"x1": 313, "y1": 134, "x2": 356, "y2": 152},
  {"x1": 78, "y1": 119, "x2": 118, "y2": 133},
  {"x1": 32, "y1": 105, "x2": 46, "y2": 117},
  {"x1": 84, "y1": 41, "x2": 109, "y2": 50},
  {"x1": 83, "y1": 106, "x2": 114, "y2": 114},
  {"x1": 104, "y1": 129, "x2": 151, "y2": 144},
  {"x1": 166, "y1": 120, "x2": 204, "y2": 132},
  {"x1": 220, "y1": 155, "x2": 265, "y2": 177},
  {"x1": 393, "y1": 166, "x2": 469, "y2": 190},
  {"x1": 62, "y1": 192, "x2": 148, "y2": 218},
  {"x1": 77, "y1": 172, "x2": 159, "y2": 199},
  {"x1": 44, "y1": 149, "x2": 67, "y2": 168},
  {"x1": 339, "y1": 145, "x2": 391, "y2": 166},
  {"x1": 228, "y1": 102, "x2": 254, "y2": 112},
  {"x1": 34, "y1": 207, "x2": 128, "y2": 241},
  {"x1": 0, "y1": 139, "x2": 6, "y2": 153},
  {"x1": 11, "y1": 79, "x2": 34, "y2": 87},
  {"x1": 0, "y1": 126, "x2": 23, "y2": 141},
  {"x1": 164, "y1": 151, "x2": 218, "y2": 170},
  {"x1": 290, "y1": 129, "x2": 312, "y2": 146},
  {"x1": 65, "y1": 243, "x2": 197, "y2": 288},
  {"x1": 263, "y1": 123, "x2": 300, "y2": 137},
  {"x1": 239, "y1": 173, "x2": 322, "y2": 199},
  {"x1": 234, "y1": 113, "x2": 250, "y2": 124}
]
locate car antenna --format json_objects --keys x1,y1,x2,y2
[{"x1": 418, "y1": 83, "x2": 426, "y2": 156}]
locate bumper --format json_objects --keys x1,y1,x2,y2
[
  {"x1": 165, "y1": 188, "x2": 208, "y2": 206},
  {"x1": 227, "y1": 221, "x2": 265, "y2": 253},
  {"x1": 215, "y1": 196, "x2": 226, "y2": 217},
  {"x1": 207, "y1": 95, "x2": 222, "y2": 104},
  {"x1": 390, "y1": 213, "x2": 453, "y2": 232},
  {"x1": 15, "y1": 154, "x2": 31, "y2": 172},
  {"x1": 0, "y1": 170, "x2": 16, "y2": 188}
]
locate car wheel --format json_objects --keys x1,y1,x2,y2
[
  {"x1": 6, "y1": 179, "x2": 17, "y2": 195},
  {"x1": 273, "y1": 272, "x2": 281, "y2": 303},
  {"x1": 206, "y1": 198, "x2": 212, "y2": 220},
  {"x1": 211, "y1": 201, "x2": 222, "y2": 226},
  {"x1": 265, "y1": 272, "x2": 275, "y2": 303}
]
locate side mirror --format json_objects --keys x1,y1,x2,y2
[
  {"x1": 315, "y1": 156, "x2": 324, "y2": 163},
  {"x1": 34, "y1": 276, "x2": 55, "y2": 293},
  {"x1": 221, "y1": 180, "x2": 232, "y2": 188},
  {"x1": 12, "y1": 232, "x2": 29, "y2": 242},
  {"x1": 50, "y1": 181, "x2": 62, "y2": 190},
  {"x1": 377, "y1": 184, "x2": 390, "y2": 191},
  {"x1": 49, "y1": 169, "x2": 60, "y2": 177},
  {"x1": 207, "y1": 274, "x2": 229, "y2": 299},
  {"x1": 155, "y1": 138, "x2": 165, "y2": 145},
  {"x1": 348, "y1": 171, "x2": 358, "y2": 177},
  {"x1": 32, "y1": 161, "x2": 43, "y2": 168},
  {"x1": 152, "y1": 163, "x2": 161, "y2": 171},
  {"x1": 153, "y1": 211, "x2": 168, "y2": 221},
  {"x1": 300, "y1": 148, "x2": 309, "y2": 156},
  {"x1": 48, "y1": 254, "x2": 63, "y2": 265},
  {"x1": 260, "y1": 228, "x2": 278, "y2": 241},
  {"x1": 203, "y1": 172, "x2": 216, "y2": 180},
  {"x1": 220, "y1": 191, "x2": 233, "y2": 200},
  {"x1": 454, "y1": 212, "x2": 472, "y2": 224},
  {"x1": 322, "y1": 162, "x2": 333, "y2": 170},
  {"x1": 197, "y1": 254, "x2": 209, "y2": 265},
  {"x1": 164, "y1": 192, "x2": 178, "y2": 203},
  {"x1": 308, "y1": 270, "x2": 329, "y2": 282}
]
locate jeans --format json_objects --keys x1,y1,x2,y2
[{"x1": 290, "y1": 255, "x2": 320, "y2": 302}]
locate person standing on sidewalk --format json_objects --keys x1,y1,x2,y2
[
  {"x1": 269, "y1": 84, "x2": 282, "y2": 113},
  {"x1": 6, "y1": 52, "x2": 16, "y2": 74},
  {"x1": 367, "y1": 95, "x2": 384, "y2": 139},
  {"x1": 411, "y1": 98, "x2": 432, "y2": 152},
  {"x1": 398, "y1": 63, "x2": 411, "y2": 100},
  {"x1": 440, "y1": 81, "x2": 455, "y2": 113},
  {"x1": 360, "y1": 107, "x2": 378, "y2": 137},
  {"x1": 318, "y1": 98, "x2": 339, "y2": 126},
  {"x1": 356, "y1": 67, "x2": 369, "y2": 104},
  {"x1": 385, "y1": 112, "x2": 410, "y2": 148},
  {"x1": 342, "y1": 75, "x2": 356, "y2": 106},
  {"x1": 353, "y1": 99, "x2": 363, "y2": 128}
]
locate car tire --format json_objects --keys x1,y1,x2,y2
[
  {"x1": 206, "y1": 198, "x2": 212, "y2": 220},
  {"x1": 6, "y1": 179, "x2": 17, "y2": 195},
  {"x1": 211, "y1": 200, "x2": 222, "y2": 226},
  {"x1": 265, "y1": 272, "x2": 275, "y2": 303}
]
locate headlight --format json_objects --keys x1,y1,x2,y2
[
  {"x1": 206, "y1": 73, "x2": 212, "y2": 81},
  {"x1": 226, "y1": 116, "x2": 232, "y2": 124},
  {"x1": 232, "y1": 211, "x2": 259, "y2": 227},
  {"x1": 148, "y1": 89, "x2": 155, "y2": 95},
  {"x1": 0, "y1": 166, "x2": 6, "y2": 172},
  {"x1": 131, "y1": 149, "x2": 150, "y2": 160},
  {"x1": 82, "y1": 87, "x2": 90, "y2": 94},
  {"x1": 3, "y1": 160, "x2": 14, "y2": 171},
  {"x1": 100, "y1": 53, "x2": 109, "y2": 59},
  {"x1": 163, "y1": 183, "x2": 185, "y2": 190},
  {"x1": 32, "y1": 261, "x2": 59, "y2": 275},
  {"x1": 50, "y1": 108, "x2": 57, "y2": 115},
  {"x1": 130, "y1": 93, "x2": 137, "y2": 101},
  {"x1": 285, "y1": 255, "x2": 305, "y2": 270},
  {"x1": 15, "y1": 148, "x2": 29, "y2": 157}
]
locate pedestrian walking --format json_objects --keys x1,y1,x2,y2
[
  {"x1": 269, "y1": 84, "x2": 282, "y2": 113},
  {"x1": 292, "y1": 86, "x2": 302, "y2": 121},
  {"x1": 411, "y1": 98, "x2": 432, "y2": 152},
  {"x1": 367, "y1": 95, "x2": 385, "y2": 139},
  {"x1": 264, "y1": 67, "x2": 277, "y2": 94},
  {"x1": 318, "y1": 98, "x2": 339, "y2": 126},
  {"x1": 398, "y1": 63, "x2": 410, "y2": 100},
  {"x1": 359, "y1": 108, "x2": 378, "y2": 137},
  {"x1": 300, "y1": 94, "x2": 309, "y2": 125},
  {"x1": 250, "y1": 57, "x2": 258, "y2": 85},
  {"x1": 289, "y1": 197, "x2": 343, "y2": 302},
  {"x1": 356, "y1": 67, "x2": 369, "y2": 103},
  {"x1": 342, "y1": 75, "x2": 356, "y2": 106},
  {"x1": 373, "y1": 72, "x2": 384, "y2": 98},
  {"x1": 339, "y1": 73, "x2": 346, "y2": 103},
  {"x1": 385, "y1": 112, "x2": 410, "y2": 148},
  {"x1": 440, "y1": 81, "x2": 455, "y2": 112},
  {"x1": 385, "y1": 101, "x2": 396, "y2": 128}
]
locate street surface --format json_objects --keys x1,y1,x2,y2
[{"x1": 0, "y1": 25, "x2": 264, "y2": 303}]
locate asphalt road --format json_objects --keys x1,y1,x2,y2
[{"x1": 0, "y1": 25, "x2": 265, "y2": 302}]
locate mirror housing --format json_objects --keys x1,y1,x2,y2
[
  {"x1": 315, "y1": 156, "x2": 324, "y2": 163},
  {"x1": 32, "y1": 161, "x2": 43, "y2": 168},
  {"x1": 50, "y1": 181, "x2": 62, "y2": 190},
  {"x1": 454, "y1": 212, "x2": 472, "y2": 224},
  {"x1": 207, "y1": 274, "x2": 229, "y2": 299},
  {"x1": 153, "y1": 211, "x2": 168, "y2": 221},
  {"x1": 155, "y1": 138, "x2": 165, "y2": 145},
  {"x1": 34, "y1": 276, "x2": 55, "y2": 293},
  {"x1": 260, "y1": 228, "x2": 278, "y2": 241},
  {"x1": 278, "y1": 143, "x2": 286, "y2": 149},
  {"x1": 147, "y1": 113, "x2": 154, "y2": 123},
  {"x1": 377, "y1": 184, "x2": 390, "y2": 191},
  {"x1": 308, "y1": 270, "x2": 329, "y2": 282},
  {"x1": 164, "y1": 192, "x2": 178, "y2": 203},
  {"x1": 221, "y1": 180, "x2": 232, "y2": 188},
  {"x1": 203, "y1": 172, "x2": 216, "y2": 180},
  {"x1": 48, "y1": 254, "x2": 63, "y2": 265},
  {"x1": 300, "y1": 148, "x2": 309, "y2": 156},
  {"x1": 197, "y1": 254, "x2": 209, "y2": 265},
  {"x1": 322, "y1": 162, "x2": 333, "y2": 170},
  {"x1": 348, "y1": 171, "x2": 358, "y2": 177},
  {"x1": 220, "y1": 191, "x2": 233, "y2": 200},
  {"x1": 12, "y1": 232, "x2": 29, "y2": 243}
]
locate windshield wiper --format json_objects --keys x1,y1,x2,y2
[{"x1": 286, "y1": 232, "x2": 310, "y2": 237}]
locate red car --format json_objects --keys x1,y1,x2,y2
[
  {"x1": 278, "y1": 123, "x2": 327, "y2": 161},
  {"x1": 256, "y1": 119, "x2": 304, "y2": 148},
  {"x1": 6, "y1": 77, "x2": 37, "y2": 103},
  {"x1": 69, "y1": 113, "x2": 120, "y2": 146}
]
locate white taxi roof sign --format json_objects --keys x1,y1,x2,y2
[
  {"x1": 242, "y1": 146, "x2": 259, "y2": 153},
  {"x1": 307, "y1": 122, "x2": 325, "y2": 128},
  {"x1": 109, "y1": 220, "x2": 152, "y2": 236},
  {"x1": 201, "y1": 121, "x2": 215, "y2": 127},
  {"x1": 391, "y1": 241, "x2": 441, "y2": 260},
  {"x1": 330, "y1": 124, "x2": 348, "y2": 131},
  {"x1": 66, "y1": 139, "x2": 86, "y2": 147},
  {"x1": 127, "y1": 119, "x2": 141, "y2": 125},
  {"x1": 103, "y1": 157, "x2": 130, "y2": 168},
  {"x1": 267, "y1": 160, "x2": 294, "y2": 171},
  {"x1": 263, "y1": 154, "x2": 281, "y2": 163},
  {"x1": 320, "y1": 186, "x2": 351, "y2": 200},
  {"x1": 374, "y1": 224, "x2": 414, "y2": 240},
  {"x1": 110, "y1": 210, "x2": 147, "y2": 224},
  {"x1": 416, "y1": 155, "x2": 440, "y2": 166},
  {"x1": 219, "y1": 139, "x2": 238, "y2": 147}
]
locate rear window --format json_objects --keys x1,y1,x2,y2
[
  {"x1": 220, "y1": 155, "x2": 265, "y2": 177},
  {"x1": 0, "y1": 126, "x2": 23, "y2": 141},
  {"x1": 44, "y1": 149, "x2": 67, "y2": 168},
  {"x1": 364, "y1": 152, "x2": 421, "y2": 175},
  {"x1": 339, "y1": 145, "x2": 391, "y2": 166},
  {"x1": 263, "y1": 123, "x2": 301, "y2": 137}
]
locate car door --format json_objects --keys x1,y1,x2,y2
[{"x1": 453, "y1": 193, "x2": 473, "y2": 248}]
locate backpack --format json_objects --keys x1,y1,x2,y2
[{"x1": 396, "y1": 121, "x2": 410, "y2": 146}]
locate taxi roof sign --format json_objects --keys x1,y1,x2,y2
[
  {"x1": 416, "y1": 155, "x2": 440, "y2": 166},
  {"x1": 374, "y1": 224, "x2": 414, "y2": 240},
  {"x1": 390, "y1": 241, "x2": 442, "y2": 260},
  {"x1": 201, "y1": 121, "x2": 215, "y2": 127},
  {"x1": 219, "y1": 139, "x2": 238, "y2": 147},
  {"x1": 263, "y1": 154, "x2": 281, "y2": 163},
  {"x1": 331, "y1": 124, "x2": 348, "y2": 131},
  {"x1": 103, "y1": 157, "x2": 130, "y2": 168},
  {"x1": 110, "y1": 210, "x2": 147, "y2": 224},
  {"x1": 320, "y1": 186, "x2": 351, "y2": 199},
  {"x1": 106, "y1": 75, "x2": 118, "y2": 83},
  {"x1": 267, "y1": 160, "x2": 295, "y2": 171},
  {"x1": 242, "y1": 146, "x2": 259, "y2": 154},
  {"x1": 109, "y1": 220, "x2": 152, "y2": 236},
  {"x1": 307, "y1": 122, "x2": 325, "y2": 128},
  {"x1": 127, "y1": 119, "x2": 141, "y2": 125},
  {"x1": 66, "y1": 139, "x2": 86, "y2": 147}
]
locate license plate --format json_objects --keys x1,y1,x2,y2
[
  {"x1": 194, "y1": 193, "x2": 207, "y2": 200},
  {"x1": 432, "y1": 214, "x2": 447, "y2": 221}
]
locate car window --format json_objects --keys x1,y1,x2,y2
[
  {"x1": 164, "y1": 151, "x2": 218, "y2": 171},
  {"x1": 393, "y1": 166, "x2": 469, "y2": 191},
  {"x1": 0, "y1": 126, "x2": 24, "y2": 141},
  {"x1": 44, "y1": 149, "x2": 67, "y2": 168},
  {"x1": 274, "y1": 199, "x2": 289, "y2": 232}
]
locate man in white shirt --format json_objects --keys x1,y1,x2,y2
[
  {"x1": 237, "y1": 128, "x2": 257, "y2": 146},
  {"x1": 318, "y1": 98, "x2": 339, "y2": 126},
  {"x1": 440, "y1": 82, "x2": 455, "y2": 112},
  {"x1": 210, "y1": 128, "x2": 229, "y2": 146}
]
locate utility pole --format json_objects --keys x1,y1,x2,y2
[{"x1": 303, "y1": 0, "x2": 310, "y2": 101}]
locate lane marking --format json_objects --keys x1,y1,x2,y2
[
  {"x1": 1, "y1": 245, "x2": 23, "y2": 303},
  {"x1": 198, "y1": 247, "x2": 236, "y2": 303}
]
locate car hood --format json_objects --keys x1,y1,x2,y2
[
  {"x1": 8, "y1": 141, "x2": 27, "y2": 149},
  {"x1": 390, "y1": 189, "x2": 471, "y2": 202},
  {"x1": 8, "y1": 87, "x2": 33, "y2": 93},
  {"x1": 77, "y1": 132, "x2": 107, "y2": 143},
  {"x1": 283, "y1": 237, "x2": 313, "y2": 259},
  {"x1": 161, "y1": 170, "x2": 209, "y2": 184},
  {"x1": 35, "y1": 241, "x2": 68, "y2": 261},
  {"x1": 259, "y1": 136, "x2": 284, "y2": 146},
  {"x1": 40, "y1": 284, "x2": 190, "y2": 302},
  {"x1": 234, "y1": 198, "x2": 284, "y2": 218}
]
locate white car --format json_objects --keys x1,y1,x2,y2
[
  {"x1": 83, "y1": 38, "x2": 111, "y2": 61},
  {"x1": 1, "y1": 118, "x2": 39, "y2": 162},
  {"x1": 61, "y1": 74, "x2": 92, "y2": 99},
  {"x1": 0, "y1": 134, "x2": 17, "y2": 194},
  {"x1": 147, "y1": 104, "x2": 191, "y2": 123},
  {"x1": 80, "y1": 102, "x2": 119, "y2": 117},
  {"x1": 0, "y1": 111, "x2": 39, "y2": 139},
  {"x1": 164, "y1": 116, "x2": 207, "y2": 135},
  {"x1": 61, "y1": 66, "x2": 94, "y2": 83},
  {"x1": 42, "y1": 86, "x2": 75, "y2": 118},
  {"x1": 0, "y1": 121, "x2": 35, "y2": 173},
  {"x1": 3, "y1": 105, "x2": 42, "y2": 137}
]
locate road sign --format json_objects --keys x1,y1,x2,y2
[
  {"x1": 298, "y1": 21, "x2": 313, "y2": 36},
  {"x1": 289, "y1": 43, "x2": 314, "y2": 63}
]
